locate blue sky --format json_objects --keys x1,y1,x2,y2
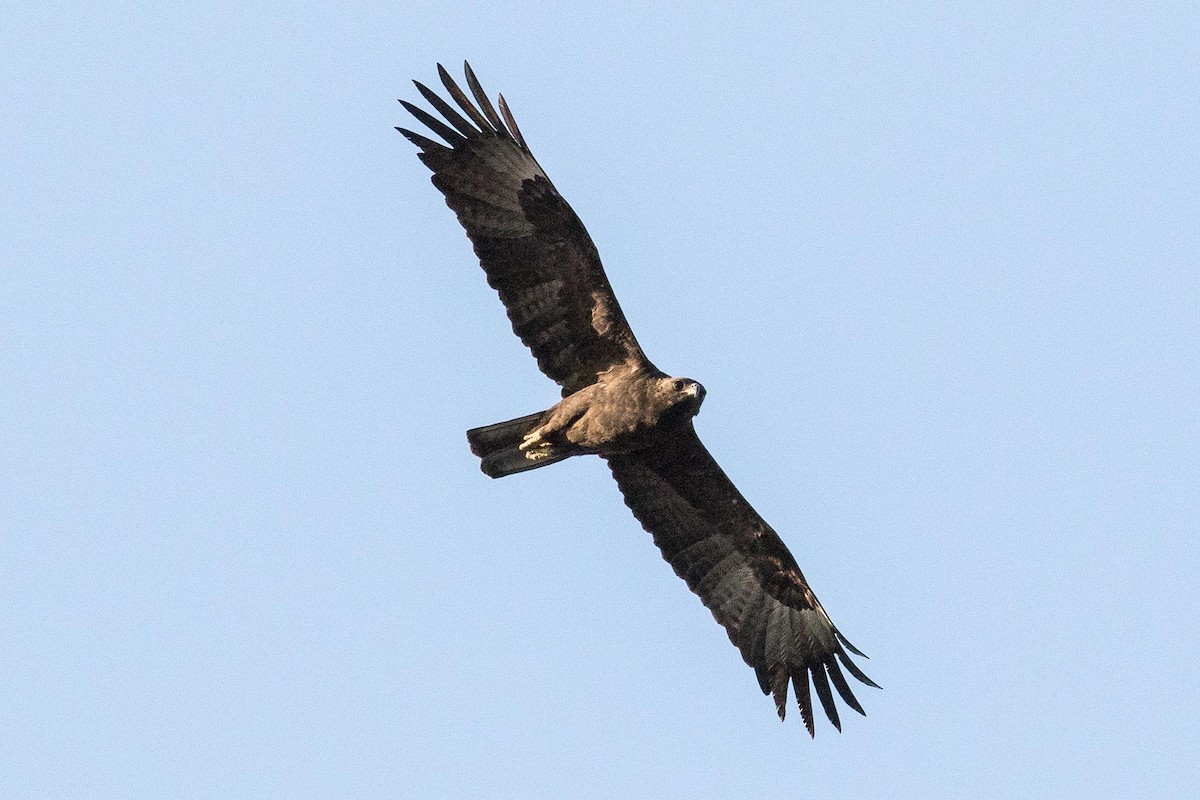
[{"x1": 4, "y1": 2, "x2": 1198, "y2": 798}]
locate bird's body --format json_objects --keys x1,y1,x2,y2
[
  {"x1": 399, "y1": 63, "x2": 878, "y2": 735},
  {"x1": 470, "y1": 369, "x2": 705, "y2": 476}
]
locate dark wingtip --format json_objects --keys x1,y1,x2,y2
[
  {"x1": 755, "y1": 666, "x2": 771, "y2": 696},
  {"x1": 396, "y1": 126, "x2": 447, "y2": 155},
  {"x1": 836, "y1": 630, "x2": 869, "y2": 658},
  {"x1": 826, "y1": 658, "x2": 866, "y2": 717},
  {"x1": 498, "y1": 92, "x2": 529, "y2": 151},
  {"x1": 770, "y1": 667, "x2": 789, "y2": 721},
  {"x1": 462, "y1": 60, "x2": 504, "y2": 129},
  {"x1": 413, "y1": 79, "x2": 479, "y2": 137},
  {"x1": 811, "y1": 666, "x2": 842, "y2": 732},
  {"x1": 436, "y1": 61, "x2": 493, "y2": 132},
  {"x1": 837, "y1": 649, "x2": 881, "y2": 690},
  {"x1": 792, "y1": 671, "x2": 815, "y2": 737},
  {"x1": 398, "y1": 99, "x2": 467, "y2": 146}
]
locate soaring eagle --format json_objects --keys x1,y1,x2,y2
[{"x1": 399, "y1": 63, "x2": 878, "y2": 735}]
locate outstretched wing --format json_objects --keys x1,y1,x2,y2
[
  {"x1": 399, "y1": 63, "x2": 652, "y2": 394},
  {"x1": 606, "y1": 423, "x2": 878, "y2": 735}
]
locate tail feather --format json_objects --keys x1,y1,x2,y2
[
  {"x1": 466, "y1": 412, "x2": 544, "y2": 457},
  {"x1": 466, "y1": 412, "x2": 570, "y2": 478}
]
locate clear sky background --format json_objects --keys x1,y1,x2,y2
[{"x1": 4, "y1": 2, "x2": 1198, "y2": 798}]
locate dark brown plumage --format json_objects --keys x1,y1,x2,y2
[{"x1": 399, "y1": 63, "x2": 878, "y2": 735}]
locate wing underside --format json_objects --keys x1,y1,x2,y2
[
  {"x1": 606, "y1": 423, "x2": 878, "y2": 735},
  {"x1": 399, "y1": 63, "x2": 652, "y2": 393}
]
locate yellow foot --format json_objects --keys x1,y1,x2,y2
[
  {"x1": 524, "y1": 446, "x2": 554, "y2": 462},
  {"x1": 520, "y1": 429, "x2": 554, "y2": 461}
]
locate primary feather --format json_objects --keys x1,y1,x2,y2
[{"x1": 399, "y1": 64, "x2": 648, "y2": 396}]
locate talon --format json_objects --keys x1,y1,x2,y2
[{"x1": 519, "y1": 430, "x2": 544, "y2": 452}]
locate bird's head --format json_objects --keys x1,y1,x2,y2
[{"x1": 660, "y1": 376, "x2": 706, "y2": 417}]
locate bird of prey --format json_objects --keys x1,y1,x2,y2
[{"x1": 398, "y1": 63, "x2": 878, "y2": 735}]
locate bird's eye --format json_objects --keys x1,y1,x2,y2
[{"x1": 672, "y1": 379, "x2": 687, "y2": 392}]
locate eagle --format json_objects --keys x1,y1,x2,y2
[{"x1": 399, "y1": 63, "x2": 878, "y2": 735}]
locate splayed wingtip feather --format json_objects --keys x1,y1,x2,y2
[
  {"x1": 438, "y1": 63, "x2": 494, "y2": 132},
  {"x1": 498, "y1": 93, "x2": 529, "y2": 150},
  {"x1": 836, "y1": 649, "x2": 881, "y2": 689},
  {"x1": 413, "y1": 80, "x2": 479, "y2": 138},
  {"x1": 770, "y1": 666, "x2": 789, "y2": 721},
  {"x1": 792, "y1": 670, "x2": 815, "y2": 737},
  {"x1": 396, "y1": 126, "x2": 447, "y2": 153},
  {"x1": 836, "y1": 630, "x2": 868, "y2": 658},
  {"x1": 463, "y1": 61, "x2": 505, "y2": 130},
  {"x1": 399, "y1": 100, "x2": 467, "y2": 147},
  {"x1": 826, "y1": 657, "x2": 866, "y2": 716},
  {"x1": 810, "y1": 666, "x2": 842, "y2": 732}
]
